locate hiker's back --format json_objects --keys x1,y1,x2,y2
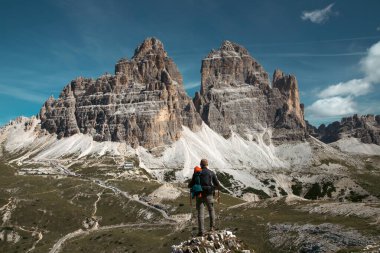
[{"x1": 199, "y1": 168, "x2": 215, "y2": 195}]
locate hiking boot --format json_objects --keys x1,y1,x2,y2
[
  {"x1": 210, "y1": 226, "x2": 216, "y2": 232},
  {"x1": 197, "y1": 231, "x2": 204, "y2": 236}
]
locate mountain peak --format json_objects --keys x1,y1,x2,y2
[
  {"x1": 132, "y1": 37, "x2": 167, "y2": 59},
  {"x1": 206, "y1": 40, "x2": 250, "y2": 59},
  {"x1": 219, "y1": 40, "x2": 249, "y2": 55},
  {"x1": 273, "y1": 69, "x2": 284, "y2": 80},
  {"x1": 220, "y1": 40, "x2": 235, "y2": 51}
]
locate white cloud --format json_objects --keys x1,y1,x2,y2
[
  {"x1": 306, "y1": 96, "x2": 357, "y2": 118},
  {"x1": 318, "y1": 79, "x2": 371, "y2": 98},
  {"x1": 306, "y1": 41, "x2": 380, "y2": 118},
  {"x1": 301, "y1": 3, "x2": 336, "y2": 24},
  {"x1": 306, "y1": 40, "x2": 380, "y2": 120},
  {"x1": 0, "y1": 84, "x2": 47, "y2": 104},
  {"x1": 184, "y1": 81, "x2": 201, "y2": 89},
  {"x1": 360, "y1": 41, "x2": 380, "y2": 83}
]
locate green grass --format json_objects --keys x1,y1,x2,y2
[
  {"x1": 220, "y1": 199, "x2": 380, "y2": 253},
  {"x1": 0, "y1": 227, "x2": 35, "y2": 253},
  {"x1": 0, "y1": 161, "x2": 164, "y2": 253},
  {"x1": 61, "y1": 225, "x2": 189, "y2": 253},
  {"x1": 111, "y1": 179, "x2": 161, "y2": 196},
  {"x1": 95, "y1": 193, "x2": 162, "y2": 225},
  {"x1": 336, "y1": 155, "x2": 380, "y2": 198},
  {"x1": 351, "y1": 170, "x2": 380, "y2": 198},
  {"x1": 1, "y1": 158, "x2": 379, "y2": 253}
]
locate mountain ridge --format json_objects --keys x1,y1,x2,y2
[{"x1": 37, "y1": 38, "x2": 307, "y2": 150}]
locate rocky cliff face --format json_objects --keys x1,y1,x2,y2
[
  {"x1": 39, "y1": 38, "x2": 308, "y2": 149},
  {"x1": 40, "y1": 38, "x2": 202, "y2": 149},
  {"x1": 272, "y1": 69, "x2": 305, "y2": 129},
  {"x1": 315, "y1": 114, "x2": 380, "y2": 144},
  {"x1": 193, "y1": 41, "x2": 306, "y2": 141}
]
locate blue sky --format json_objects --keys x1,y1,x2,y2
[{"x1": 1, "y1": 0, "x2": 379, "y2": 127}]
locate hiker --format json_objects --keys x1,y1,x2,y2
[{"x1": 188, "y1": 159, "x2": 220, "y2": 236}]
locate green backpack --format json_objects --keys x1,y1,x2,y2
[{"x1": 191, "y1": 171, "x2": 203, "y2": 198}]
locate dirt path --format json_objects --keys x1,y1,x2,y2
[
  {"x1": 16, "y1": 226, "x2": 44, "y2": 253},
  {"x1": 6, "y1": 159, "x2": 180, "y2": 253},
  {"x1": 91, "y1": 191, "x2": 103, "y2": 217},
  {"x1": 1, "y1": 197, "x2": 17, "y2": 226},
  {"x1": 40, "y1": 160, "x2": 178, "y2": 253},
  {"x1": 93, "y1": 178, "x2": 176, "y2": 221}
]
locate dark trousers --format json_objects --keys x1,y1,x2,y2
[{"x1": 196, "y1": 194, "x2": 215, "y2": 233}]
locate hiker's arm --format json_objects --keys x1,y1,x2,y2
[
  {"x1": 212, "y1": 173, "x2": 221, "y2": 203},
  {"x1": 212, "y1": 172, "x2": 220, "y2": 188}
]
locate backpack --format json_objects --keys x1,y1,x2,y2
[
  {"x1": 191, "y1": 167, "x2": 203, "y2": 198},
  {"x1": 191, "y1": 166, "x2": 214, "y2": 198}
]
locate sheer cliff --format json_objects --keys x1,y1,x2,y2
[
  {"x1": 39, "y1": 38, "x2": 202, "y2": 149},
  {"x1": 193, "y1": 41, "x2": 306, "y2": 142}
]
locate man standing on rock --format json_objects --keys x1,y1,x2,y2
[{"x1": 188, "y1": 159, "x2": 220, "y2": 236}]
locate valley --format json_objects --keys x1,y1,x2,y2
[{"x1": 1, "y1": 148, "x2": 379, "y2": 252}]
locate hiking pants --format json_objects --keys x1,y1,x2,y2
[{"x1": 196, "y1": 194, "x2": 215, "y2": 233}]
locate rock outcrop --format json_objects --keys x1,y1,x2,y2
[
  {"x1": 39, "y1": 38, "x2": 308, "y2": 149},
  {"x1": 171, "y1": 230, "x2": 253, "y2": 253},
  {"x1": 269, "y1": 223, "x2": 376, "y2": 253},
  {"x1": 272, "y1": 69, "x2": 305, "y2": 129},
  {"x1": 39, "y1": 38, "x2": 202, "y2": 149},
  {"x1": 193, "y1": 41, "x2": 306, "y2": 142},
  {"x1": 315, "y1": 114, "x2": 380, "y2": 144}
]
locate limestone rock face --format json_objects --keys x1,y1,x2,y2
[
  {"x1": 39, "y1": 38, "x2": 308, "y2": 149},
  {"x1": 40, "y1": 38, "x2": 202, "y2": 149},
  {"x1": 199, "y1": 40, "x2": 270, "y2": 95},
  {"x1": 316, "y1": 114, "x2": 380, "y2": 144},
  {"x1": 272, "y1": 69, "x2": 305, "y2": 129},
  {"x1": 194, "y1": 41, "x2": 306, "y2": 141}
]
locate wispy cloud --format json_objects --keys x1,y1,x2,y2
[
  {"x1": 306, "y1": 41, "x2": 380, "y2": 120},
  {"x1": 0, "y1": 84, "x2": 47, "y2": 104},
  {"x1": 301, "y1": 3, "x2": 337, "y2": 24},
  {"x1": 377, "y1": 26, "x2": 380, "y2": 31},
  {"x1": 306, "y1": 96, "x2": 357, "y2": 118},
  {"x1": 256, "y1": 52, "x2": 366, "y2": 58},
  {"x1": 184, "y1": 81, "x2": 201, "y2": 89},
  {"x1": 318, "y1": 79, "x2": 372, "y2": 98}
]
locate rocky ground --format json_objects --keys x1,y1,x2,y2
[{"x1": 171, "y1": 230, "x2": 252, "y2": 253}]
